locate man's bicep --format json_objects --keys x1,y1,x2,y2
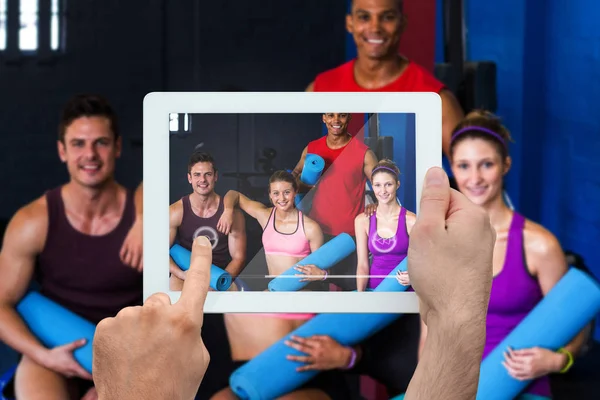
[
  {"x1": 0, "y1": 207, "x2": 46, "y2": 305},
  {"x1": 292, "y1": 146, "x2": 308, "y2": 178},
  {"x1": 363, "y1": 149, "x2": 379, "y2": 179}
]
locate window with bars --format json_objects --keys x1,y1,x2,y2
[
  {"x1": 0, "y1": 0, "x2": 65, "y2": 54},
  {"x1": 170, "y1": 113, "x2": 191, "y2": 133}
]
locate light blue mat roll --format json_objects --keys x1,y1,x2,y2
[
  {"x1": 16, "y1": 291, "x2": 95, "y2": 374},
  {"x1": 267, "y1": 233, "x2": 356, "y2": 291},
  {"x1": 170, "y1": 244, "x2": 232, "y2": 291},
  {"x1": 294, "y1": 194, "x2": 305, "y2": 207},
  {"x1": 300, "y1": 153, "x2": 325, "y2": 185},
  {"x1": 476, "y1": 268, "x2": 600, "y2": 400},
  {"x1": 231, "y1": 258, "x2": 409, "y2": 399}
]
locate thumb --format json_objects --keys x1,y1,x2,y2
[
  {"x1": 415, "y1": 167, "x2": 450, "y2": 233},
  {"x1": 62, "y1": 338, "x2": 87, "y2": 351}
]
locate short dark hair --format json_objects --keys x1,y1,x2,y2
[
  {"x1": 188, "y1": 151, "x2": 217, "y2": 174},
  {"x1": 350, "y1": 0, "x2": 403, "y2": 12},
  {"x1": 58, "y1": 94, "x2": 119, "y2": 143}
]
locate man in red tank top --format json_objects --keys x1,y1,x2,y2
[
  {"x1": 306, "y1": 0, "x2": 464, "y2": 157},
  {"x1": 292, "y1": 112, "x2": 378, "y2": 291},
  {"x1": 0, "y1": 95, "x2": 144, "y2": 399}
]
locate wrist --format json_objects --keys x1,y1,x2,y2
[
  {"x1": 341, "y1": 346, "x2": 357, "y2": 370},
  {"x1": 32, "y1": 347, "x2": 50, "y2": 368},
  {"x1": 555, "y1": 348, "x2": 574, "y2": 373}
]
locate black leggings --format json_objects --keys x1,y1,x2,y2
[{"x1": 352, "y1": 313, "x2": 421, "y2": 397}]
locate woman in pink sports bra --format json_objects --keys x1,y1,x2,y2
[{"x1": 211, "y1": 170, "x2": 351, "y2": 399}]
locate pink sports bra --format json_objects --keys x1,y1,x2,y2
[{"x1": 262, "y1": 208, "x2": 311, "y2": 258}]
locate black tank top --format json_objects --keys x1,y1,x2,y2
[
  {"x1": 35, "y1": 186, "x2": 143, "y2": 324},
  {"x1": 175, "y1": 195, "x2": 231, "y2": 268}
]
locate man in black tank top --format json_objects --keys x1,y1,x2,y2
[
  {"x1": 169, "y1": 151, "x2": 247, "y2": 289},
  {"x1": 168, "y1": 151, "x2": 247, "y2": 399},
  {"x1": 0, "y1": 95, "x2": 144, "y2": 400}
]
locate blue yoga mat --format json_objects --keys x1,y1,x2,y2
[
  {"x1": 300, "y1": 153, "x2": 325, "y2": 185},
  {"x1": 16, "y1": 291, "x2": 95, "y2": 374},
  {"x1": 268, "y1": 233, "x2": 356, "y2": 291},
  {"x1": 170, "y1": 244, "x2": 232, "y2": 291},
  {"x1": 294, "y1": 194, "x2": 305, "y2": 207},
  {"x1": 231, "y1": 258, "x2": 409, "y2": 399},
  {"x1": 476, "y1": 268, "x2": 600, "y2": 400}
]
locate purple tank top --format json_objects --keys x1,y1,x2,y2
[
  {"x1": 366, "y1": 207, "x2": 409, "y2": 289},
  {"x1": 175, "y1": 195, "x2": 231, "y2": 268},
  {"x1": 483, "y1": 212, "x2": 550, "y2": 397},
  {"x1": 36, "y1": 186, "x2": 143, "y2": 324}
]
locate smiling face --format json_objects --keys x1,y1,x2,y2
[
  {"x1": 451, "y1": 138, "x2": 511, "y2": 207},
  {"x1": 346, "y1": 0, "x2": 405, "y2": 60},
  {"x1": 372, "y1": 170, "x2": 399, "y2": 205},
  {"x1": 322, "y1": 113, "x2": 351, "y2": 137},
  {"x1": 269, "y1": 180, "x2": 296, "y2": 212},
  {"x1": 188, "y1": 161, "x2": 217, "y2": 196},
  {"x1": 57, "y1": 116, "x2": 121, "y2": 189}
]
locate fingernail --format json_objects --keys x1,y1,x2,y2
[
  {"x1": 195, "y1": 236, "x2": 211, "y2": 246},
  {"x1": 425, "y1": 167, "x2": 445, "y2": 187}
]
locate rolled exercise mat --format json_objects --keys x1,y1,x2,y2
[
  {"x1": 231, "y1": 258, "x2": 410, "y2": 399},
  {"x1": 16, "y1": 291, "x2": 95, "y2": 374},
  {"x1": 476, "y1": 267, "x2": 600, "y2": 400},
  {"x1": 170, "y1": 244, "x2": 232, "y2": 291},
  {"x1": 300, "y1": 153, "x2": 325, "y2": 185},
  {"x1": 268, "y1": 233, "x2": 356, "y2": 292},
  {"x1": 294, "y1": 194, "x2": 305, "y2": 208}
]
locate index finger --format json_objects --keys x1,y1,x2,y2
[{"x1": 177, "y1": 235, "x2": 212, "y2": 317}]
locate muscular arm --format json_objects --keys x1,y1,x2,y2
[
  {"x1": 0, "y1": 199, "x2": 51, "y2": 366},
  {"x1": 305, "y1": 81, "x2": 315, "y2": 92},
  {"x1": 354, "y1": 215, "x2": 370, "y2": 292},
  {"x1": 363, "y1": 149, "x2": 379, "y2": 182},
  {"x1": 224, "y1": 209, "x2": 246, "y2": 280},
  {"x1": 291, "y1": 146, "x2": 315, "y2": 194},
  {"x1": 169, "y1": 201, "x2": 186, "y2": 281},
  {"x1": 440, "y1": 89, "x2": 464, "y2": 158}
]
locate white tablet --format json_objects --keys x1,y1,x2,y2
[{"x1": 143, "y1": 92, "x2": 441, "y2": 313}]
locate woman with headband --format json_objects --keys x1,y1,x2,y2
[
  {"x1": 419, "y1": 110, "x2": 589, "y2": 399},
  {"x1": 354, "y1": 159, "x2": 416, "y2": 291},
  {"x1": 284, "y1": 159, "x2": 420, "y2": 398}
]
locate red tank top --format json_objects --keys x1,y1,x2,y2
[
  {"x1": 307, "y1": 136, "x2": 368, "y2": 236},
  {"x1": 313, "y1": 59, "x2": 445, "y2": 92},
  {"x1": 36, "y1": 186, "x2": 143, "y2": 324}
]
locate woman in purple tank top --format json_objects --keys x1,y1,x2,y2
[
  {"x1": 419, "y1": 110, "x2": 589, "y2": 399},
  {"x1": 355, "y1": 159, "x2": 416, "y2": 291}
]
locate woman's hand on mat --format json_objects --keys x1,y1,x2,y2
[
  {"x1": 92, "y1": 236, "x2": 212, "y2": 400},
  {"x1": 41, "y1": 338, "x2": 93, "y2": 380},
  {"x1": 294, "y1": 264, "x2": 326, "y2": 281},
  {"x1": 502, "y1": 346, "x2": 564, "y2": 380},
  {"x1": 216, "y1": 209, "x2": 234, "y2": 235},
  {"x1": 364, "y1": 203, "x2": 377, "y2": 216},
  {"x1": 396, "y1": 270, "x2": 410, "y2": 286},
  {"x1": 407, "y1": 167, "x2": 494, "y2": 326},
  {"x1": 284, "y1": 335, "x2": 350, "y2": 371},
  {"x1": 119, "y1": 216, "x2": 143, "y2": 272}
]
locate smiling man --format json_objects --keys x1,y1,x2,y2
[
  {"x1": 306, "y1": 0, "x2": 463, "y2": 157},
  {"x1": 292, "y1": 112, "x2": 378, "y2": 291},
  {"x1": 0, "y1": 94, "x2": 143, "y2": 399}
]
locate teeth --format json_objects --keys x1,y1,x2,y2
[
  {"x1": 332, "y1": 125, "x2": 341, "y2": 128},
  {"x1": 367, "y1": 39, "x2": 384, "y2": 44},
  {"x1": 82, "y1": 165, "x2": 99, "y2": 170}
]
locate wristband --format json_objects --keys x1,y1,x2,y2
[
  {"x1": 343, "y1": 347, "x2": 357, "y2": 370},
  {"x1": 322, "y1": 270, "x2": 328, "y2": 281},
  {"x1": 557, "y1": 348, "x2": 574, "y2": 374}
]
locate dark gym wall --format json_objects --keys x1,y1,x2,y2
[
  {"x1": 0, "y1": 0, "x2": 347, "y2": 376},
  {"x1": 466, "y1": 0, "x2": 600, "y2": 335}
]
